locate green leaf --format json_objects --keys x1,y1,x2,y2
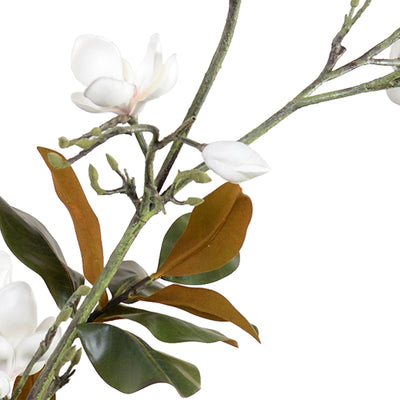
[
  {"x1": 77, "y1": 323, "x2": 201, "y2": 397},
  {"x1": 98, "y1": 305, "x2": 238, "y2": 347},
  {"x1": 0, "y1": 196, "x2": 84, "y2": 308},
  {"x1": 158, "y1": 213, "x2": 241, "y2": 285},
  {"x1": 108, "y1": 261, "x2": 164, "y2": 301}
]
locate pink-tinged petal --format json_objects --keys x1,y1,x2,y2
[
  {"x1": 387, "y1": 88, "x2": 400, "y2": 105},
  {"x1": 71, "y1": 35, "x2": 124, "y2": 86},
  {"x1": 0, "y1": 282, "x2": 37, "y2": 348},
  {"x1": 0, "y1": 335, "x2": 14, "y2": 377},
  {"x1": 128, "y1": 101, "x2": 146, "y2": 117},
  {"x1": 135, "y1": 33, "x2": 163, "y2": 91},
  {"x1": 71, "y1": 92, "x2": 108, "y2": 113},
  {"x1": 141, "y1": 54, "x2": 178, "y2": 102},
  {"x1": 0, "y1": 252, "x2": 12, "y2": 288},
  {"x1": 0, "y1": 371, "x2": 11, "y2": 398},
  {"x1": 84, "y1": 77, "x2": 135, "y2": 108}
]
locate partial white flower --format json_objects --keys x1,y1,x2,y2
[
  {"x1": 387, "y1": 41, "x2": 400, "y2": 104},
  {"x1": 202, "y1": 141, "x2": 270, "y2": 183},
  {"x1": 71, "y1": 34, "x2": 178, "y2": 116},
  {"x1": 0, "y1": 252, "x2": 61, "y2": 397}
]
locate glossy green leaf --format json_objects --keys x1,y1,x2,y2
[
  {"x1": 98, "y1": 305, "x2": 238, "y2": 347},
  {"x1": 109, "y1": 261, "x2": 165, "y2": 301},
  {"x1": 159, "y1": 213, "x2": 241, "y2": 285},
  {"x1": 0, "y1": 196, "x2": 84, "y2": 308},
  {"x1": 77, "y1": 323, "x2": 201, "y2": 397},
  {"x1": 155, "y1": 183, "x2": 252, "y2": 279}
]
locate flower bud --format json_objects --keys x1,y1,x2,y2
[
  {"x1": 88, "y1": 164, "x2": 105, "y2": 195},
  {"x1": 75, "y1": 285, "x2": 91, "y2": 297},
  {"x1": 58, "y1": 136, "x2": 71, "y2": 149},
  {"x1": 185, "y1": 197, "x2": 204, "y2": 206},
  {"x1": 106, "y1": 154, "x2": 119, "y2": 171},
  {"x1": 201, "y1": 141, "x2": 270, "y2": 183}
]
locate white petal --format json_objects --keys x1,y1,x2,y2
[
  {"x1": 0, "y1": 282, "x2": 37, "y2": 347},
  {"x1": 140, "y1": 54, "x2": 178, "y2": 102},
  {"x1": 14, "y1": 332, "x2": 43, "y2": 376},
  {"x1": 71, "y1": 92, "x2": 109, "y2": 113},
  {"x1": 202, "y1": 141, "x2": 270, "y2": 183},
  {"x1": 0, "y1": 252, "x2": 12, "y2": 288},
  {"x1": 71, "y1": 35, "x2": 124, "y2": 86},
  {"x1": 35, "y1": 317, "x2": 54, "y2": 333},
  {"x1": 122, "y1": 59, "x2": 135, "y2": 83},
  {"x1": 14, "y1": 317, "x2": 62, "y2": 376},
  {"x1": 387, "y1": 87, "x2": 400, "y2": 105},
  {"x1": 0, "y1": 372, "x2": 11, "y2": 398},
  {"x1": 84, "y1": 77, "x2": 135, "y2": 108},
  {"x1": 0, "y1": 335, "x2": 14, "y2": 377},
  {"x1": 135, "y1": 33, "x2": 163, "y2": 91}
]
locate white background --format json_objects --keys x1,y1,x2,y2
[{"x1": 0, "y1": 0, "x2": 400, "y2": 399}]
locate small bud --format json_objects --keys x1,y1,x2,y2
[
  {"x1": 106, "y1": 154, "x2": 119, "y2": 171},
  {"x1": 62, "y1": 346, "x2": 78, "y2": 364},
  {"x1": 71, "y1": 347, "x2": 82, "y2": 366},
  {"x1": 56, "y1": 307, "x2": 73, "y2": 324},
  {"x1": 185, "y1": 197, "x2": 204, "y2": 206},
  {"x1": 90, "y1": 127, "x2": 102, "y2": 136},
  {"x1": 76, "y1": 138, "x2": 97, "y2": 150},
  {"x1": 88, "y1": 164, "x2": 105, "y2": 195},
  {"x1": 351, "y1": 0, "x2": 359, "y2": 6},
  {"x1": 75, "y1": 285, "x2": 91, "y2": 296},
  {"x1": 175, "y1": 169, "x2": 211, "y2": 185},
  {"x1": 47, "y1": 152, "x2": 70, "y2": 169},
  {"x1": 58, "y1": 136, "x2": 70, "y2": 149}
]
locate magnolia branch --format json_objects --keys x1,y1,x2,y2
[{"x1": 23, "y1": 2, "x2": 400, "y2": 399}]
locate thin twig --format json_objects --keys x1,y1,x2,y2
[{"x1": 155, "y1": 0, "x2": 242, "y2": 191}]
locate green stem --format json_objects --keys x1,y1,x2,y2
[
  {"x1": 155, "y1": 0, "x2": 242, "y2": 191},
  {"x1": 27, "y1": 209, "x2": 157, "y2": 400}
]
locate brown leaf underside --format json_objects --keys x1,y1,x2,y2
[
  {"x1": 139, "y1": 284, "x2": 260, "y2": 343},
  {"x1": 38, "y1": 147, "x2": 107, "y2": 307},
  {"x1": 156, "y1": 183, "x2": 252, "y2": 278}
]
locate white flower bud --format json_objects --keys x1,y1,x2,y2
[
  {"x1": 387, "y1": 41, "x2": 400, "y2": 105},
  {"x1": 201, "y1": 141, "x2": 270, "y2": 183}
]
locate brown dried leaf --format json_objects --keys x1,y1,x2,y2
[
  {"x1": 38, "y1": 147, "x2": 107, "y2": 306},
  {"x1": 155, "y1": 183, "x2": 252, "y2": 279},
  {"x1": 139, "y1": 284, "x2": 260, "y2": 343}
]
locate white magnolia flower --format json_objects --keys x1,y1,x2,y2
[
  {"x1": 71, "y1": 34, "x2": 178, "y2": 116},
  {"x1": 202, "y1": 141, "x2": 270, "y2": 183},
  {"x1": 0, "y1": 251, "x2": 61, "y2": 397},
  {"x1": 387, "y1": 40, "x2": 400, "y2": 104}
]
